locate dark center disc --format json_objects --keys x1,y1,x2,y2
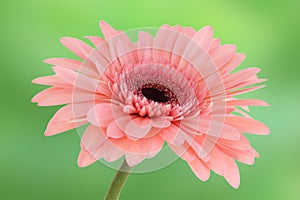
[
  {"x1": 137, "y1": 83, "x2": 179, "y2": 104},
  {"x1": 141, "y1": 87, "x2": 169, "y2": 103}
]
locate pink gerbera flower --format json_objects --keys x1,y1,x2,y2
[{"x1": 32, "y1": 20, "x2": 269, "y2": 189}]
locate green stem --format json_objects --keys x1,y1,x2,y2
[{"x1": 104, "y1": 160, "x2": 132, "y2": 200}]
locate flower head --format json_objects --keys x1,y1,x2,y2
[{"x1": 32, "y1": 20, "x2": 269, "y2": 188}]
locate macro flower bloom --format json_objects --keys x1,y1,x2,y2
[{"x1": 32, "y1": 20, "x2": 269, "y2": 188}]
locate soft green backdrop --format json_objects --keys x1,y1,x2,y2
[{"x1": 1, "y1": 0, "x2": 299, "y2": 199}]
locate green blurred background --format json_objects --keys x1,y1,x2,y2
[{"x1": 1, "y1": 0, "x2": 299, "y2": 199}]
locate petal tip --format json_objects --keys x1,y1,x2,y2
[
  {"x1": 44, "y1": 130, "x2": 54, "y2": 137},
  {"x1": 59, "y1": 37, "x2": 70, "y2": 44},
  {"x1": 238, "y1": 53, "x2": 246, "y2": 60},
  {"x1": 31, "y1": 77, "x2": 40, "y2": 84},
  {"x1": 99, "y1": 20, "x2": 107, "y2": 26},
  {"x1": 43, "y1": 58, "x2": 53, "y2": 65},
  {"x1": 231, "y1": 182, "x2": 240, "y2": 189},
  {"x1": 77, "y1": 150, "x2": 96, "y2": 167},
  {"x1": 99, "y1": 20, "x2": 113, "y2": 30},
  {"x1": 202, "y1": 25, "x2": 214, "y2": 34},
  {"x1": 31, "y1": 93, "x2": 39, "y2": 103}
]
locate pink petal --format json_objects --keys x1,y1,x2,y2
[
  {"x1": 83, "y1": 36, "x2": 104, "y2": 47},
  {"x1": 220, "y1": 53, "x2": 245, "y2": 73},
  {"x1": 139, "y1": 136, "x2": 164, "y2": 154},
  {"x1": 188, "y1": 136, "x2": 206, "y2": 158},
  {"x1": 153, "y1": 25, "x2": 179, "y2": 61},
  {"x1": 159, "y1": 124, "x2": 185, "y2": 146},
  {"x1": 233, "y1": 108, "x2": 253, "y2": 118},
  {"x1": 44, "y1": 58, "x2": 82, "y2": 71},
  {"x1": 98, "y1": 22, "x2": 134, "y2": 68},
  {"x1": 80, "y1": 125, "x2": 107, "y2": 151},
  {"x1": 137, "y1": 31, "x2": 153, "y2": 62},
  {"x1": 100, "y1": 141, "x2": 124, "y2": 162},
  {"x1": 106, "y1": 121, "x2": 126, "y2": 138},
  {"x1": 228, "y1": 85, "x2": 265, "y2": 97},
  {"x1": 224, "y1": 156, "x2": 240, "y2": 189},
  {"x1": 125, "y1": 117, "x2": 152, "y2": 139},
  {"x1": 180, "y1": 26, "x2": 196, "y2": 37},
  {"x1": 125, "y1": 153, "x2": 146, "y2": 167},
  {"x1": 60, "y1": 37, "x2": 93, "y2": 60},
  {"x1": 44, "y1": 105, "x2": 87, "y2": 136},
  {"x1": 32, "y1": 86, "x2": 105, "y2": 106},
  {"x1": 86, "y1": 42, "x2": 112, "y2": 75},
  {"x1": 146, "y1": 127, "x2": 162, "y2": 138},
  {"x1": 188, "y1": 158, "x2": 210, "y2": 181},
  {"x1": 209, "y1": 85, "x2": 265, "y2": 102},
  {"x1": 209, "y1": 44, "x2": 236, "y2": 67},
  {"x1": 53, "y1": 102, "x2": 92, "y2": 121},
  {"x1": 71, "y1": 101, "x2": 97, "y2": 119},
  {"x1": 151, "y1": 116, "x2": 171, "y2": 128},
  {"x1": 110, "y1": 135, "x2": 164, "y2": 154},
  {"x1": 160, "y1": 25, "x2": 196, "y2": 66},
  {"x1": 209, "y1": 38, "x2": 220, "y2": 51},
  {"x1": 77, "y1": 149, "x2": 97, "y2": 167},
  {"x1": 181, "y1": 118, "x2": 240, "y2": 140},
  {"x1": 87, "y1": 103, "x2": 123, "y2": 127},
  {"x1": 171, "y1": 31, "x2": 193, "y2": 64},
  {"x1": 116, "y1": 39, "x2": 136, "y2": 66},
  {"x1": 207, "y1": 147, "x2": 227, "y2": 176},
  {"x1": 227, "y1": 78, "x2": 267, "y2": 92},
  {"x1": 32, "y1": 75, "x2": 71, "y2": 88},
  {"x1": 32, "y1": 87, "x2": 73, "y2": 106},
  {"x1": 218, "y1": 145, "x2": 255, "y2": 165},
  {"x1": 223, "y1": 68, "x2": 261, "y2": 89},
  {"x1": 225, "y1": 116, "x2": 270, "y2": 135},
  {"x1": 210, "y1": 68, "x2": 262, "y2": 96},
  {"x1": 53, "y1": 67, "x2": 100, "y2": 93},
  {"x1": 114, "y1": 116, "x2": 133, "y2": 130},
  {"x1": 179, "y1": 28, "x2": 215, "y2": 73},
  {"x1": 99, "y1": 20, "x2": 118, "y2": 39},
  {"x1": 45, "y1": 57, "x2": 99, "y2": 80},
  {"x1": 218, "y1": 134, "x2": 251, "y2": 150},
  {"x1": 168, "y1": 143, "x2": 196, "y2": 162},
  {"x1": 226, "y1": 99, "x2": 269, "y2": 107},
  {"x1": 96, "y1": 81, "x2": 113, "y2": 97},
  {"x1": 249, "y1": 147, "x2": 260, "y2": 158},
  {"x1": 45, "y1": 120, "x2": 85, "y2": 136},
  {"x1": 192, "y1": 25, "x2": 214, "y2": 50}
]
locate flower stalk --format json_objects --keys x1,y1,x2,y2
[{"x1": 104, "y1": 160, "x2": 132, "y2": 200}]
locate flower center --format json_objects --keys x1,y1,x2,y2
[
  {"x1": 141, "y1": 88, "x2": 169, "y2": 103},
  {"x1": 138, "y1": 83, "x2": 178, "y2": 104},
  {"x1": 119, "y1": 64, "x2": 198, "y2": 106}
]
